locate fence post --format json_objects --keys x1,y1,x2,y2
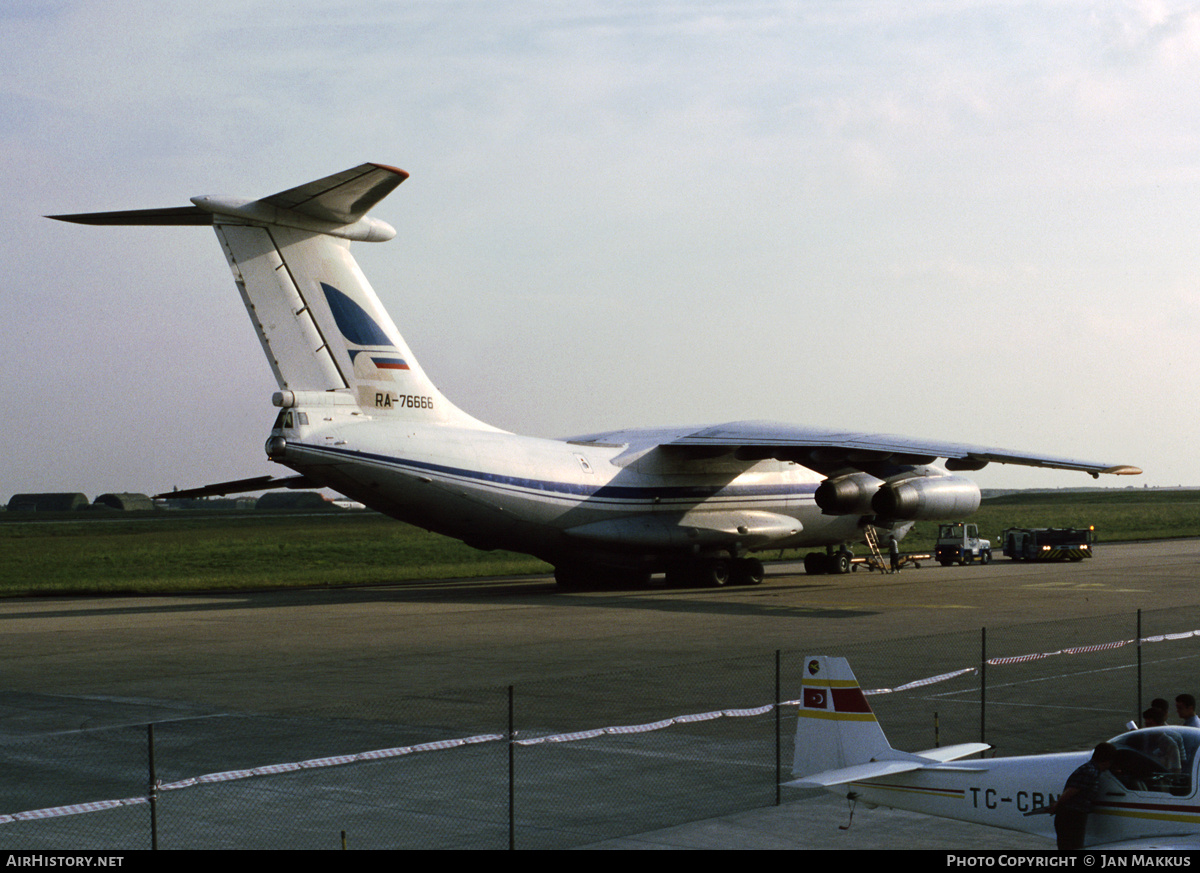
[
  {"x1": 507, "y1": 684, "x2": 515, "y2": 850},
  {"x1": 775, "y1": 650, "x2": 781, "y2": 806},
  {"x1": 147, "y1": 723, "x2": 158, "y2": 850},
  {"x1": 1137, "y1": 608, "x2": 1143, "y2": 726},
  {"x1": 980, "y1": 627, "x2": 987, "y2": 747}
]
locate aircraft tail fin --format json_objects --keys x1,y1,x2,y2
[
  {"x1": 50, "y1": 164, "x2": 493, "y2": 428},
  {"x1": 786, "y1": 656, "x2": 991, "y2": 788},
  {"x1": 790, "y1": 656, "x2": 898, "y2": 779}
]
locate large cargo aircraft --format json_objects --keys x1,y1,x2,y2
[{"x1": 49, "y1": 164, "x2": 1139, "y2": 588}]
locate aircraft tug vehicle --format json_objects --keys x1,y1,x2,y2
[
  {"x1": 935, "y1": 521, "x2": 992, "y2": 566},
  {"x1": 1003, "y1": 526, "x2": 1096, "y2": 561}
]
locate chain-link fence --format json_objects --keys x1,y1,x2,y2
[{"x1": 5, "y1": 606, "x2": 1199, "y2": 849}]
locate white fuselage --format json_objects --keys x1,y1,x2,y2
[
  {"x1": 270, "y1": 408, "x2": 877, "y2": 570},
  {"x1": 844, "y1": 749, "x2": 1200, "y2": 847}
]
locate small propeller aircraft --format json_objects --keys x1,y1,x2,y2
[
  {"x1": 785, "y1": 656, "x2": 1200, "y2": 848},
  {"x1": 48, "y1": 164, "x2": 1139, "y2": 589}
]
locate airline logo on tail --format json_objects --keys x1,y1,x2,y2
[
  {"x1": 799, "y1": 656, "x2": 878, "y2": 723},
  {"x1": 322, "y1": 282, "x2": 394, "y2": 346},
  {"x1": 320, "y1": 282, "x2": 414, "y2": 385}
]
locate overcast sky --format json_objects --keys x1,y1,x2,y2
[{"x1": 3, "y1": 0, "x2": 1197, "y2": 502}]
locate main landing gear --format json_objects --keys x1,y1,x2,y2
[
  {"x1": 803, "y1": 548, "x2": 855, "y2": 575},
  {"x1": 664, "y1": 557, "x2": 765, "y2": 588}
]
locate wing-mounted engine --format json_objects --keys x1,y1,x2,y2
[
  {"x1": 871, "y1": 474, "x2": 981, "y2": 520},
  {"x1": 814, "y1": 472, "x2": 885, "y2": 516},
  {"x1": 814, "y1": 469, "x2": 980, "y2": 521}
]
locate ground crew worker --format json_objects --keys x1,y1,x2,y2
[{"x1": 1048, "y1": 742, "x2": 1117, "y2": 850}]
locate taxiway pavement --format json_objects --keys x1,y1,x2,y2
[{"x1": 3, "y1": 539, "x2": 1198, "y2": 849}]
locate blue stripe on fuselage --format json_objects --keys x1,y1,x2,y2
[{"x1": 295, "y1": 443, "x2": 818, "y2": 505}]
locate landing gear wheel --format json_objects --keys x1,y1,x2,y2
[
  {"x1": 733, "y1": 557, "x2": 765, "y2": 585},
  {"x1": 666, "y1": 560, "x2": 731, "y2": 588},
  {"x1": 703, "y1": 559, "x2": 731, "y2": 587},
  {"x1": 804, "y1": 552, "x2": 828, "y2": 575},
  {"x1": 832, "y1": 551, "x2": 852, "y2": 575}
]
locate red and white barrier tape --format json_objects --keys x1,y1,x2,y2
[{"x1": 5, "y1": 630, "x2": 1197, "y2": 825}]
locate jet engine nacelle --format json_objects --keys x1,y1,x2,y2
[
  {"x1": 814, "y1": 473, "x2": 885, "y2": 516},
  {"x1": 871, "y1": 475, "x2": 981, "y2": 521}
]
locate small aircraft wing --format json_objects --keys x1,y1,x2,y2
[{"x1": 660, "y1": 421, "x2": 1140, "y2": 478}]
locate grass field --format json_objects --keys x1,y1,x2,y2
[
  {"x1": 890, "y1": 489, "x2": 1200, "y2": 554},
  {"x1": 1, "y1": 489, "x2": 1197, "y2": 597},
  {"x1": 0, "y1": 512, "x2": 550, "y2": 597}
]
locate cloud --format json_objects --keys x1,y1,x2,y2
[{"x1": 2, "y1": 1, "x2": 1195, "y2": 496}]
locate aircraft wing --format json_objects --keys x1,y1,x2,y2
[
  {"x1": 153, "y1": 475, "x2": 318, "y2": 500},
  {"x1": 659, "y1": 421, "x2": 1140, "y2": 478}
]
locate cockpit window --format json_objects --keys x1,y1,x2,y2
[
  {"x1": 272, "y1": 410, "x2": 309, "y2": 431},
  {"x1": 1108, "y1": 727, "x2": 1199, "y2": 795}
]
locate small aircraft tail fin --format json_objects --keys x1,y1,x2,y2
[
  {"x1": 49, "y1": 164, "x2": 494, "y2": 429},
  {"x1": 791, "y1": 656, "x2": 897, "y2": 778},
  {"x1": 786, "y1": 656, "x2": 992, "y2": 789}
]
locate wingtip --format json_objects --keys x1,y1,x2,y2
[
  {"x1": 1104, "y1": 465, "x2": 1143, "y2": 476},
  {"x1": 369, "y1": 163, "x2": 409, "y2": 182}
]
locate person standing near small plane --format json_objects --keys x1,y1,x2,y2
[{"x1": 1047, "y1": 743, "x2": 1117, "y2": 850}]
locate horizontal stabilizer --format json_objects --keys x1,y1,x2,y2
[
  {"x1": 261, "y1": 163, "x2": 408, "y2": 224},
  {"x1": 784, "y1": 748, "x2": 989, "y2": 789},
  {"x1": 47, "y1": 164, "x2": 408, "y2": 240},
  {"x1": 783, "y1": 758, "x2": 925, "y2": 789},
  {"x1": 154, "y1": 475, "x2": 317, "y2": 500},
  {"x1": 47, "y1": 206, "x2": 211, "y2": 226},
  {"x1": 913, "y1": 742, "x2": 991, "y2": 763}
]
